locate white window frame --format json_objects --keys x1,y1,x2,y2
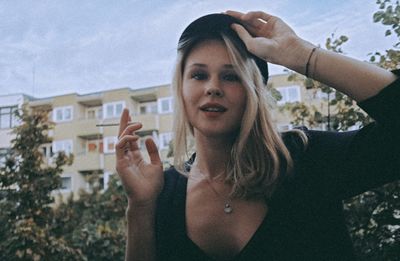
[
  {"x1": 103, "y1": 101, "x2": 125, "y2": 119},
  {"x1": 159, "y1": 132, "x2": 172, "y2": 150},
  {"x1": 316, "y1": 90, "x2": 329, "y2": 100},
  {"x1": 157, "y1": 97, "x2": 173, "y2": 114},
  {"x1": 277, "y1": 124, "x2": 293, "y2": 132},
  {"x1": 103, "y1": 136, "x2": 118, "y2": 154},
  {"x1": 86, "y1": 106, "x2": 103, "y2": 120},
  {"x1": 103, "y1": 172, "x2": 113, "y2": 190},
  {"x1": 0, "y1": 106, "x2": 18, "y2": 129},
  {"x1": 60, "y1": 176, "x2": 72, "y2": 191},
  {"x1": 276, "y1": 85, "x2": 301, "y2": 105},
  {"x1": 40, "y1": 143, "x2": 54, "y2": 158},
  {"x1": 53, "y1": 106, "x2": 73, "y2": 122},
  {"x1": 139, "y1": 101, "x2": 158, "y2": 115},
  {"x1": 52, "y1": 139, "x2": 73, "y2": 155}
]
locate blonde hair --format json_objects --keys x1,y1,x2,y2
[{"x1": 172, "y1": 34, "x2": 307, "y2": 200}]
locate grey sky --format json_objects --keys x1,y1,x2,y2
[{"x1": 0, "y1": 0, "x2": 397, "y2": 98}]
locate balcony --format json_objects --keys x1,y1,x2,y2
[
  {"x1": 73, "y1": 152, "x2": 103, "y2": 172},
  {"x1": 134, "y1": 114, "x2": 158, "y2": 131},
  {"x1": 77, "y1": 118, "x2": 103, "y2": 140}
]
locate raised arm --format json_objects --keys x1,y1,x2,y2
[
  {"x1": 226, "y1": 10, "x2": 398, "y2": 102},
  {"x1": 115, "y1": 108, "x2": 164, "y2": 261}
]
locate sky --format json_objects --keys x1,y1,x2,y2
[{"x1": 0, "y1": 0, "x2": 398, "y2": 98}]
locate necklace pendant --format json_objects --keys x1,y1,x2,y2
[{"x1": 224, "y1": 203, "x2": 233, "y2": 214}]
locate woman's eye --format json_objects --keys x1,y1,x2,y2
[
  {"x1": 223, "y1": 73, "x2": 241, "y2": 82},
  {"x1": 191, "y1": 72, "x2": 208, "y2": 80}
]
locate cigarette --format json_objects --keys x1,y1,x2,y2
[
  {"x1": 96, "y1": 123, "x2": 119, "y2": 127},
  {"x1": 96, "y1": 122, "x2": 139, "y2": 127}
]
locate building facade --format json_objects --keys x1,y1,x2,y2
[{"x1": 1, "y1": 73, "x2": 310, "y2": 199}]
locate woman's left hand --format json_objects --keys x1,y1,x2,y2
[{"x1": 226, "y1": 10, "x2": 314, "y2": 73}]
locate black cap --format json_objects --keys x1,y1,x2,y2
[{"x1": 179, "y1": 13, "x2": 269, "y2": 84}]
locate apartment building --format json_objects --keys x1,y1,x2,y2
[
  {"x1": 0, "y1": 94, "x2": 33, "y2": 166},
  {"x1": 1, "y1": 73, "x2": 311, "y2": 198},
  {"x1": 270, "y1": 73, "x2": 331, "y2": 131},
  {"x1": 25, "y1": 85, "x2": 174, "y2": 199}
]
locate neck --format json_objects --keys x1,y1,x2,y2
[{"x1": 193, "y1": 131, "x2": 236, "y2": 179}]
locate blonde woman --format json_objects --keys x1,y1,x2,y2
[{"x1": 116, "y1": 11, "x2": 399, "y2": 260}]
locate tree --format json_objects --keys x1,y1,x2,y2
[
  {"x1": 369, "y1": 0, "x2": 400, "y2": 69},
  {"x1": 280, "y1": 1, "x2": 400, "y2": 259},
  {"x1": 0, "y1": 106, "x2": 84, "y2": 260},
  {"x1": 344, "y1": 1, "x2": 400, "y2": 260},
  {"x1": 51, "y1": 174, "x2": 127, "y2": 260},
  {"x1": 280, "y1": 34, "x2": 373, "y2": 131}
]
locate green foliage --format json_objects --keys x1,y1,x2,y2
[
  {"x1": 51, "y1": 175, "x2": 127, "y2": 260},
  {"x1": 281, "y1": 34, "x2": 373, "y2": 131},
  {"x1": 344, "y1": 2, "x2": 400, "y2": 260},
  {"x1": 0, "y1": 106, "x2": 84, "y2": 260},
  {"x1": 344, "y1": 182, "x2": 400, "y2": 260},
  {"x1": 369, "y1": 0, "x2": 400, "y2": 69},
  {"x1": 280, "y1": 2, "x2": 400, "y2": 260}
]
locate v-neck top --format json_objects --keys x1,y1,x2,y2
[{"x1": 155, "y1": 72, "x2": 400, "y2": 261}]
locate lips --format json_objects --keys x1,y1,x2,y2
[{"x1": 200, "y1": 103, "x2": 227, "y2": 112}]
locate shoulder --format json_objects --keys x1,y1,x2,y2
[
  {"x1": 157, "y1": 166, "x2": 187, "y2": 203},
  {"x1": 161, "y1": 167, "x2": 182, "y2": 194},
  {"x1": 282, "y1": 127, "x2": 358, "y2": 154}
]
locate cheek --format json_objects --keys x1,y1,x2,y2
[
  {"x1": 231, "y1": 87, "x2": 247, "y2": 111},
  {"x1": 182, "y1": 81, "x2": 201, "y2": 104},
  {"x1": 182, "y1": 82, "x2": 198, "y2": 116}
]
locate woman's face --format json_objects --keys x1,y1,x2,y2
[{"x1": 182, "y1": 39, "x2": 247, "y2": 139}]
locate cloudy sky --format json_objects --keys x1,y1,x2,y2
[{"x1": 0, "y1": 0, "x2": 397, "y2": 98}]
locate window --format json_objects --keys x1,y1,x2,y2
[
  {"x1": 139, "y1": 102, "x2": 157, "y2": 115},
  {"x1": 103, "y1": 101, "x2": 125, "y2": 119},
  {"x1": 40, "y1": 143, "x2": 54, "y2": 158},
  {"x1": 53, "y1": 140, "x2": 73, "y2": 155},
  {"x1": 86, "y1": 106, "x2": 103, "y2": 119},
  {"x1": 316, "y1": 90, "x2": 329, "y2": 100},
  {"x1": 159, "y1": 132, "x2": 172, "y2": 150},
  {"x1": 276, "y1": 86, "x2": 301, "y2": 105},
  {"x1": 158, "y1": 97, "x2": 173, "y2": 114},
  {"x1": 0, "y1": 106, "x2": 18, "y2": 129},
  {"x1": 53, "y1": 106, "x2": 73, "y2": 122},
  {"x1": 103, "y1": 136, "x2": 118, "y2": 153},
  {"x1": 103, "y1": 172, "x2": 112, "y2": 190},
  {"x1": 87, "y1": 139, "x2": 103, "y2": 153},
  {"x1": 86, "y1": 174, "x2": 105, "y2": 190},
  {"x1": 61, "y1": 177, "x2": 72, "y2": 191},
  {"x1": 277, "y1": 124, "x2": 293, "y2": 132}
]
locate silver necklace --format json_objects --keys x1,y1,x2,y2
[{"x1": 191, "y1": 164, "x2": 233, "y2": 214}]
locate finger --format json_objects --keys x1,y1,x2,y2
[
  {"x1": 231, "y1": 24, "x2": 254, "y2": 49},
  {"x1": 115, "y1": 135, "x2": 139, "y2": 158},
  {"x1": 145, "y1": 138, "x2": 162, "y2": 166},
  {"x1": 225, "y1": 10, "x2": 245, "y2": 19},
  {"x1": 224, "y1": 10, "x2": 259, "y2": 35},
  {"x1": 243, "y1": 11, "x2": 274, "y2": 23},
  {"x1": 118, "y1": 108, "x2": 130, "y2": 138},
  {"x1": 119, "y1": 122, "x2": 143, "y2": 139}
]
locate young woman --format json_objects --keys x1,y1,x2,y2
[{"x1": 116, "y1": 11, "x2": 399, "y2": 260}]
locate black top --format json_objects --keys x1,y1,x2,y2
[{"x1": 155, "y1": 71, "x2": 400, "y2": 260}]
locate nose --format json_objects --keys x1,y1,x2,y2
[
  {"x1": 205, "y1": 81, "x2": 224, "y2": 98},
  {"x1": 207, "y1": 88, "x2": 223, "y2": 97}
]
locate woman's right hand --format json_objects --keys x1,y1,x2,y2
[
  {"x1": 115, "y1": 108, "x2": 164, "y2": 209},
  {"x1": 226, "y1": 10, "x2": 314, "y2": 74}
]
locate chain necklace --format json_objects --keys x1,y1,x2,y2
[{"x1": 190, "y1": 164, "x2": 233, "y2": 214}]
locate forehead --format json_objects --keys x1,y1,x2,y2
[{"x1": 185, "y1": 39, "x2": 231, "y2": 63}]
